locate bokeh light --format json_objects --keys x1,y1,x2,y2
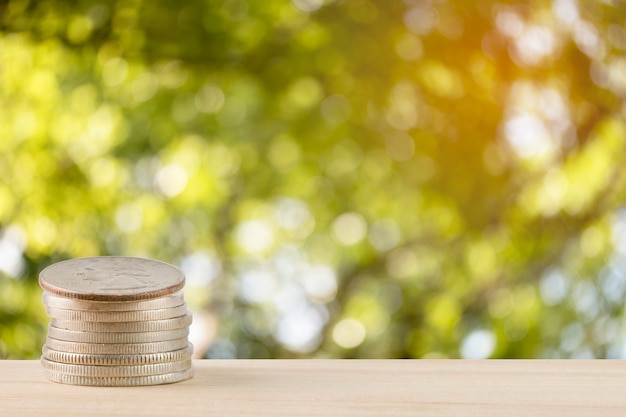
[{"x1": 1, "y1": 0, "x2": 626, "y2": 360}]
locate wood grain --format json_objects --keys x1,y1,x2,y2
[{"x1": 1, "y1": 360, "x2": 625, "y2": 416}]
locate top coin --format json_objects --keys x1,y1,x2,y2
[{"x1": 39, "y1": 257, "x2": 185, "y2": 301}]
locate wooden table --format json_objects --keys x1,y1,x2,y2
[{"x1": 1, "y1": 360, "x2": 624, "y2": 416}]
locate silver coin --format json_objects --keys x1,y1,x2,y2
[
  {"x1": 43, "y1": 291, "x2": 185, "y2": 311},
  {"x1": 42, "y1": 343, "x2": 194, "y2": 366},
  {"x1": 45, "y1": 304, "x2": 189, "y2": 322},
  {"x1": 51, "y1": 313, "x2": 193, "y2": 333},
  {"x1": 39, "y1": 256, "x2": 185, "y2": 302},
  {"x1": 41, "y1": 357, "x2": 192, "y2": 377},
  {"x1": 45, "y1": 337, "x2": 190, "y2": 354},
  {"x1": 47, "y1": 325, "x2": 189, "y2": 344},
  {"x1": 43, "y1": 366, "x2": 194, "y2": 386}
]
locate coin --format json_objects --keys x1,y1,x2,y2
[
  {"x1": 41, "y1": 357, "x2": 192, "y2": 377},
  {"x1": 45, "y1": 303, "x2": 189, "y2": 322},
  {"x1": 51, "y1": 313, "x2": 193, "y2": 333},
  {"x1": 43, "y1": 291, "x2": 185, "y2": 311},
  {"x1": 40, "y1": 256, "x2": 194, "y2": 386},
  {"x1": 47, "y1": 325, "x2": 189, "y2": 344},
  {"x1": 42, "y1": 343, "x2": 194, "y2": 366},
  {"x1": 43, "y1": 367, "x2": 194, "y2": 386},
  {"x1": 45, "y1": 337, "x2": 190, "y2": 354},
  {"x1": 39, "y1": 256, "x2": 185, "y2": 301}
]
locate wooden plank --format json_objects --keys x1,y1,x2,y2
[{"x1": 1, "y1": 360, "x2": 625, "y2": 416}]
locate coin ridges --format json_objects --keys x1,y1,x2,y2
[
  {"x1": 43, "y1": 367, "x2": 194, "y2": 386},
  {"x1": 50, "y1": 313, "x2": 193, "y2": 333},
  {"x1": 39, "y1": 256, "x2": 185, "y2": 302},
  {"x1": 42, "y1": 344, "x2": 194, "y2": 366},
  {"x1": 47, "y1": 325, "x2": 189, "y2": 344},
  {"x1": 43, "y1": 291, "x2": 185, "y2": 311},
  {"x1": 45, "y1": 304, "x2": 189, "y2": 322},
  {"x1": 41, "y1": 357, "x2": 192, "y2": 377},
  {"x1": 45, "y1": 337, "x2": 190, "y2": 354}
]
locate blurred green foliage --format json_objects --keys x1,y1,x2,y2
[{"x1": 1, "y1": 0, "x2": 626, "y2": 359}]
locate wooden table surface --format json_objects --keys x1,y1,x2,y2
[{"x1": 1, "y1": 360, "x2": 625, "y2": 416}]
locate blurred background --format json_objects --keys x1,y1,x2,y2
[{"x1": 1, "y1": 0, "x2": 626, "y2": 360}]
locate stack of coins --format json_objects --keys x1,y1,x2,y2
[{"x1": 38, "y1": 256, "x2": 194, "y2": 386}]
